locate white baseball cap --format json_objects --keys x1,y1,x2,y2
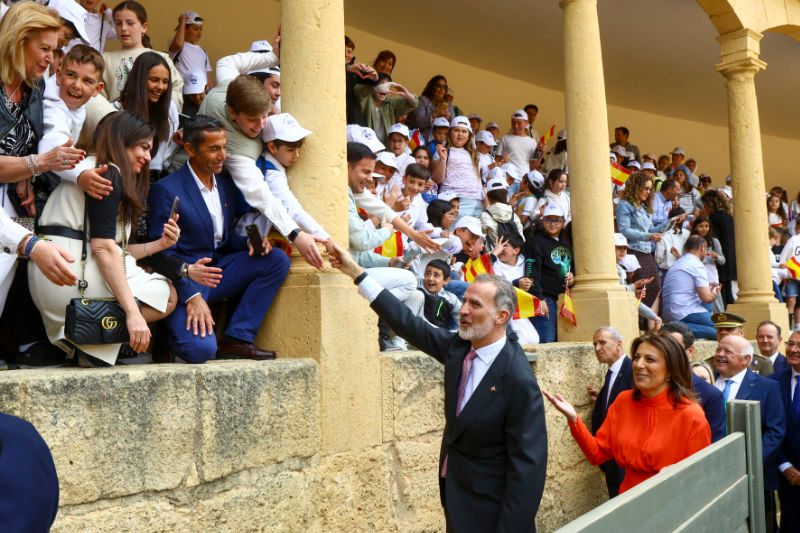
[
  {"x1": 486, "y1": 122, "x2": 500, "y2": 130},
  {"x1": 438, "y1": 235, "x2": 463, "y2": 255},
  {"x1": 183, "y1": 71, "x2": 207, "y2": 95},
  {"x1": 388, "y1": 123, "x2": 410, "y2": 139},
  {"x1": 542, "y1": 203, "x2": 566, "y2": 219},
  {"x1": 611, "y1": 145, "x2": 628, "y2": 156},
  {"x1": 613, "y1": 233, "x2": 628, "y2": 247},
  {"x1": 475, "y1": 130, "x2": 496, "y2": 147},
  {"x1": 525, "y1": 170, "x2": 544, "y2": 188},
  {"x1": 450, "y1": 115, "x2": 472, "y2": 132},
  {"x1": 432, "y1": 117, "x2": 450, "y2": 129},
  {"x1": 454, "y1": 216, "x2": 484, "y2": 237},
  {"x1": 672, "y1": 147, "x2": 686, "y2": 155},
  {"x1": 557, "y1": 129, "x2": 567, "y2": 140},
  {"x1": 501, "y1": 163, "x2": 523, "y2": 183},
  {"x1": 467, "y1": 113, "x2": 482, "y2": 122},
  {"x1": 511, "y1": 109, "x2": 527, "y2": 121},
  {"x1": 263, "y1": 113, "x2": 312, "y2": 143},
  {"x1": 609, "y1": 151, "x2": 617, "y2": 160},
  {"x1": 376, "y1": 151, "x2": 398, "y2": 169},
  {"x1": 619, "y1": 254, "x2": 641, "y2": 273},
  {"x1": 641, "y1": 162, "x2": 656, "y2": 172},
  {"x1": 48, "y1": 0, "x2": 90, "y2": 44},
  {"x1": 437, "y1": 190, "x2": 458, "y2": 202},
  {"x1": 486, "y1": 175, "x2": 508, "y2": 191},
  {"x1": 346, "y1": 125, "x2": 385, "y2": 153},
  {"x1": 627, "y1": 160, "x2": 642, "y2": 170},
  {"x1": 183, "y1": 10, "x2": 204, "y2": 25},
  {"x1": 250, "y1": 40, "x2": 273, "y2": 53}
]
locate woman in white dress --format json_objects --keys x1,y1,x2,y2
[{"x1": 29, "y1": 112, "x2": 177, "y2": 366}]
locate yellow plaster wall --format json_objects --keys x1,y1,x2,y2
[{"x1": 131, "y1": 0, "x2": 798, "y2": 193}]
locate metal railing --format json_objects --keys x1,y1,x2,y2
[{"x1": 556, "y1": 400, "x2": 765, "y2": 533}]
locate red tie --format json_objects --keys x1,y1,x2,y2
[{"x1": 441, "y1": 349, "x2": 478, "y2": 478}]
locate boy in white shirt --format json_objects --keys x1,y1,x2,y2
[
  {"x1": 496, "y1": 109, "x2": 537, "y2": 177},
  {"x1": 77, "y1": 0, "x2": 116, "y2": 52},
  {"x1": 169, "y1": 11, "x2": 211, "y2": 109},
  {"x1": 386, "y1": 123, "x2": 415, "y2": 189},
  {"x1": 475, "y1": 130, "x2": 498, "y2": 182},
  {"x1": 397, "y1": 163, "x2": 432, "y2": 231}
]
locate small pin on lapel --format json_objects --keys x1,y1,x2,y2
[{"x1": 490, "y1": 386, "x2": 496, "y2": 393}]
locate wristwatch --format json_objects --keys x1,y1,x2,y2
[
  {"x1": 179, "y1": 263, "x2": 190, "y2": 279},
  {"x1": 288, "y1": 229, "x2": 301, "y2": 243}
]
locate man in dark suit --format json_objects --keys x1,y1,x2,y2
[
  {"x1": 147, "y1": 115, "x2": 290, "y2": 363},
  {"x1": 757, "y1": 320, "x2": 788, "y2": 374},
  {"x1": 329, "y1": 242, "x2": 547, "y2": 532},
  {"x1": 770, "y1": 329, "x2": 800, "y2": 532},
  {"x1": 0, "y1": 412, "x2": 59, "y2": 530},
  {"x1": 714, "y1": 334, "x2": 786, "y2": 532},
  {"x1": 586, "y1": 327, "x2": 632, "y2": 498},
  {"x1": 661, "y1": 322, "x2": 726, "y2": 442}
]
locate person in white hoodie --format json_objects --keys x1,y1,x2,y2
[
  {"x1": 533, "y1": 168, "x2": 571, "y2": 224},
  {"x1": 480, "y1": 171, "x2": 524, "y2": 247}
]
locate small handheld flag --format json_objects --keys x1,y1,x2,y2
[
  {"x1": 409, "y1": 129, "x2": 424, "y2": 150},
  {"x1": 513, "y1": 288, "x2": 545, "y2": 319},
  {"x1": 268, "y1": 230, "x2": 293, "y2": 256},
  {"x1": 539, "y1": 124, "x2": 557, "y2": 145},
  {"x1": 462, "y1": 254, "x2": 495, "y2": 282},
  {"x1": 374, "y1": 232, "x2": 404, "y2": 258},
  {"x1": 559, "y1": 287, "x2": 577, "y2": 326},
  {"x1": 787, "y1": 256, "x2": 800, "y2": 280},
  {"x1": 611, "y1": 162, "x2": 633, "y2": 186}
]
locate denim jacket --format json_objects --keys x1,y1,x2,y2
[
  {"x1": 616, "y1": 199, "x2": 668, "y2": 253},
  {"x1": 0, "y1": 79, "x2": 45, "y2": 142}
]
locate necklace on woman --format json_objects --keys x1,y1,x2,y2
[{"x1": 2, "y1": 81, "x2": 22, "y2": 105}]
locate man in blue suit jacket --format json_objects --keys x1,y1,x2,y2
[
  {"x1": 147, "y1": 115, "x2": 290, "y2": 363},
  {"x1": 757, "y1": 320, "x2": 788, "y2": 374},
  {"x1": 769, "y1": 329, "x2": 800, "y2": 532},
  {"x1": 661, "y1": 322, "x2": 726, "y2": 443},
  {"x1": 714, "y1": 334, "x2": 786, "y2": 530},
  {"x1": 588, "y1": 327, "x2": 633, "y2": 498}
]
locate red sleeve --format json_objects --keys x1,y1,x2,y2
[
  {"x1": 684, "y1": 408, "x2": 712, "y2": 456},
  {"x1": 568, "y1": 414, "x2": 613, "y2": 466}
]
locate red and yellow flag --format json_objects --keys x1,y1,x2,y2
[
  {"x1": 462, "y1": 254, "x2": 495, "y2": 282},
  {"x1": 268, "y1": 230, "x2": 293, "y2": 256},
  {"x1": 513, "y1": 288, "x2": 545, "y2": 319},
  {"x1": 787, "y1": 256, "x2": 800, "y2": 280},
  {"x1": 374, "y1": 231, "x2": 404, "y2": 258},
  {"x1": 539, "y1": 124, "x2": 557, "y2": 145},
  {"x1": 409, "y1": 129, "x2": 424, "y2": 150},
  {"x1": 559, "y1": 287, "x2": 577, "y2": 325},
  {"x1": 611, "y1": 161, "x2": 633, "y2": 186}
]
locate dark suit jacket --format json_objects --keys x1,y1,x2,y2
[
  {"x1": 772, "y1": 353, "x2": 789, "y2": 374},
  {"x1": 770, "y1": 369, "x2": 800, "y2": 469},
  {"x1": 735, "y1": 370, "x2": 786, "y2": 490},
  {"x1": 147, "y1": 163, "x2": 250, "y2": 302},
  {"x1": 371, "y1": 290, "x2": 547, "y2": 532},
  {"x1": 591, "y1": 356, "x2": 633, "y2": 434},
  {"x1": 692, "y1": 374, "x2": 726, "y2": 443}
]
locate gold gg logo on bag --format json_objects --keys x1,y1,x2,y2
[{"x1": 101, "y1": 316, "x2": 118, "y2": 330}]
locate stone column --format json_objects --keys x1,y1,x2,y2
[
  {"x1": 254, "y1": 0, "x2": 382, "y2": 454},
  {"x1": 557, "y1": 0, "x2": 638, "y2": 344},
  {"x1": 716, "y1": 30, "x2": 788, "y2": 337}
]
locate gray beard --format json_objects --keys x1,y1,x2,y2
[{"x1": 458, "y1": 320, "x2": 493, "y2": 342}]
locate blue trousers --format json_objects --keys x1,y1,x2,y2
[
  {"x1": 681, "y1": 311, "x2": 717, "y2": 340},
  {"x1": 167, "y1": 250, "x2": 290, "y2": 363},
  {"x1": 533, "y1": 295, "x2": 558, "y2": 343}
]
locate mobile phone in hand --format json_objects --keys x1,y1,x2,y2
[
  {"x1": 245, "y1": 224, "x2": 265, "y2": 255},
  {"x1": 169, "y1": 196, "x2": 180, "y2": 221}
]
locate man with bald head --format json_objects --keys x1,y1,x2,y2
[{"x1": 714, "y1": 333, "x2": 785, "y2": 530}]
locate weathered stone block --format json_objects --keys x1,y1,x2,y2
[{"x1": 381, "y1": 352, "x2": 444, "y2": 441}]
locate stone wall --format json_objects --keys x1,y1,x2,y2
[{"x1": 0, "y1": 341, "x2": 720, "y2": 531}]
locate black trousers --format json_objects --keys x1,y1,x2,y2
[{"x1": 778, "y1": 477, "x2": 800, "y2": 532}]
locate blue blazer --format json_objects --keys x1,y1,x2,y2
[
  {"x1": 147, "y1": 162, "x2": 250, "y2": 301},
  {"x1": 735, "y1": 370, "x2": 786, "y2": 490},
  {"x1": 692, "y1": 374, "x2": 726, "y2": 443},
  {"x1": 772, "y1": 353, "x2": 789, "y2": 374},
  {"x1": 770, "y1": 369, "x2": 800, "y2": 469}
]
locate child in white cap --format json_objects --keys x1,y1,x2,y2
[
  {"x1": 169, "y1": 10, "x2": 211, "y2": 109},
  {"x1": 480, "y1": 170, "x2": 524, "y2": 247},
  {"x1": 386, "y1": 123, "x2": 415, "y2": 188},
  {"x1": 496, "y1": 109, "x2": 538, "y2": 178},
  {"x1": 475, "y1": 130, "x2": 498, "y2": 182}
]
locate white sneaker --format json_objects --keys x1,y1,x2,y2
[{"x1": 381, "y1": 336, "x2": 408, "y2": 352}]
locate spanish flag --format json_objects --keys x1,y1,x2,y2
[
  {"x1": 513, "y1": 288, "x2": 545, "y2": 319},
  {"x1": 559, "y1": 287, "x2": 577, "y2": 325},
  {"x1": 462, "y1": 254, "x2": 495, "y2": 282},
  {"x1": 539, "y1": 124, "x2": 557, "y2": 145},
  {"x1": 409, "y1": 129, "x2": 424, "y2": 150},
  {"x1": 374, "y1": 231, "x2": 404, "y2": 258},
  {"x1": 611, "y1": 161, "x2": 633, "y2": 186},
  {"x1": 787, "y1": 256, "x2": 800, "y2": 280},
  {"x1": 268, "y1": 230, "x2": 293, "y2": 256}
]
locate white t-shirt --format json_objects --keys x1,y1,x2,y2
[
  {"x1": 497, "y1": 134, "x2": 536, "y2": 177},
  {"x1": 780, "y1": 235, "x2": 800, "y2": 263},
  {"x1": 477, "y1": 152, "x2": 493, "y2": 182},
  {"x1": 662, "y1": 253, "x2": 709, "y2": 321},
  {"x1": 517, "y1": 196, "x2": 538, "y2": 228},
  {"x1": 170, "y1": 42, "x2": 211, "y2": 93},
  {"x1": 80, "y1": 9, "x2": 116, "y2": 52}
]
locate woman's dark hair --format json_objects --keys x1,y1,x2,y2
[
  {"x1": 93, "y1": 111, "x2": 153, "y2": 223},
  {"x1": 120, "y1": 52, "x2": 171, "y2": 155},
  {"x1": 667, "y1": 207, "x2": 684, "y2": 232},
  {"x1": 545, "y1": 168, "x2": 565, "y2": 190},
  {"x1": 372, "y1": 50, "x2": 396, "y2": 72},
  {"x1": 630, "y1": 333, "x2": 695, "y2": 407},
  {"x1": 421, "y1": 75, "x2": 448, "y2": 100},
  {"x1": 426, "y1": 199, "x2": 454, "y2": 228},
  {"x1": 344, "y1": 35, "x2": 355, "y2": 49},
  {"x1": 701, "y1": 189, "x2": 730, "y2": 214},
  {"x1": 553, "y1": 138, "x2": 567, "y2": 155},
  {"x1": 767, "y1": 193, "x2": 788, "y2": 222},
  {"x1": 112, "y1": 1, "x2": 150, "y2": 48},
  {"x1": 411, "y1": 145, "x2": 430, "y2": 160},
  {"x1": 690, "y1": 215, "x2": 714, "y2": 247}
]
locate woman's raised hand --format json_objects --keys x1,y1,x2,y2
[{"x1": 542, "y1": 390, "x2": 578, "y2": 423}]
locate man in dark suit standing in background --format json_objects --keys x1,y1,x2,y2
[
  {"x1": 757, "y1": 321, "x2": 788, "y2": 374},
  {"x1": 770, "y1": 329, "x2": 800, "y2": 532},
  {"x1": 586, "y1": 327, "x2": 632, "y2": 498},
  {"x1": 329, "y1": 242, "x2": 547, "y2": 532}
]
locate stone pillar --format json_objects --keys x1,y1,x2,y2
[
  {"x1": 716, "y1": 30, "x2": 788, "y2": 338},
  {"x1": 557, "y1": 0, "x2": 638, "y2": 344},
  {"x1": 254, "y1": 0, "x2": 382, "y2": 454}
]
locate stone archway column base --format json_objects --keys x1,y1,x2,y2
[{"x1": 557, "y1": 289, "x2": 640, "y2": 345}]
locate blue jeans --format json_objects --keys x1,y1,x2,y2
[
  {"x1": 456, "y1": 197, "x2": 484, "y2": 220},
  {"x1": 533, "y1": 295, "x2": 558, "y2": 343},
  {"x1": 446, "y1": 280, "x2": 469, "y2": 300},
  {"x1": 681, "y1": 311, "x2": 717, "y2": 340}
]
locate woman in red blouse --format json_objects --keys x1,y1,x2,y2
[{"x1": 544, "y1": 333, "x2": 711, "y2": 494}]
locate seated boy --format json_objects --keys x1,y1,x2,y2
[
  {"x1": 405, "y1": 259, "x2": 461, "y2": 330},
  {"x1": 480, "y1": 172, "x2": 524, "y2": 247}
]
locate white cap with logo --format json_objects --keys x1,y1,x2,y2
[
  {"x1": 501, "y1": 163, "x2": 523, "y2": 183},
  {"x1": 183, "y1": 71, "x2": 207, "y2": 95},
  {"x1": 48, "y1": 0, "x2": 91, "y2": 44},
  {"x1": 486, "y1": 175, "x2": 508, "y2": 191},
  {"x1": 511, "y1": 109, "x2": 528, "y2": 121},
  {"x1": 346, "y1": 125, "x2": 385, "y2": 153},
  {"x1": 454, "y1": 216, "x2": 485, "y2": 237},
  {"x1": 388, "y1": 123, "x2": 410, "y2": 139},
  {"x1": 376, "y1": 151, "x2": 398, "y2": 169},
  {"x1": 432, "y1": 117, "x2": 450, "y2": 129},
  {"x1": 614, "y1": 233, "x2": 628, "y2": 247},
  {"x1": 450, "y1": 116, "x2": 472, "y2": 132},
  {"x1": 475, "y1": 130, "x2": 497, "y2": 147},
  {"x1": 263, "y1": 113, "x2": 313, "y2": 143},
  {"x1": 542, "y1": 203, "x2": 566, "y2": 219},
  {"x1": 250, "y1": 40, "x2": 273, "y2": 53}
]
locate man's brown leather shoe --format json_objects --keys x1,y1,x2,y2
[{"x1": 217, "y1": 338, "x2": 276, "y2": 360}]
